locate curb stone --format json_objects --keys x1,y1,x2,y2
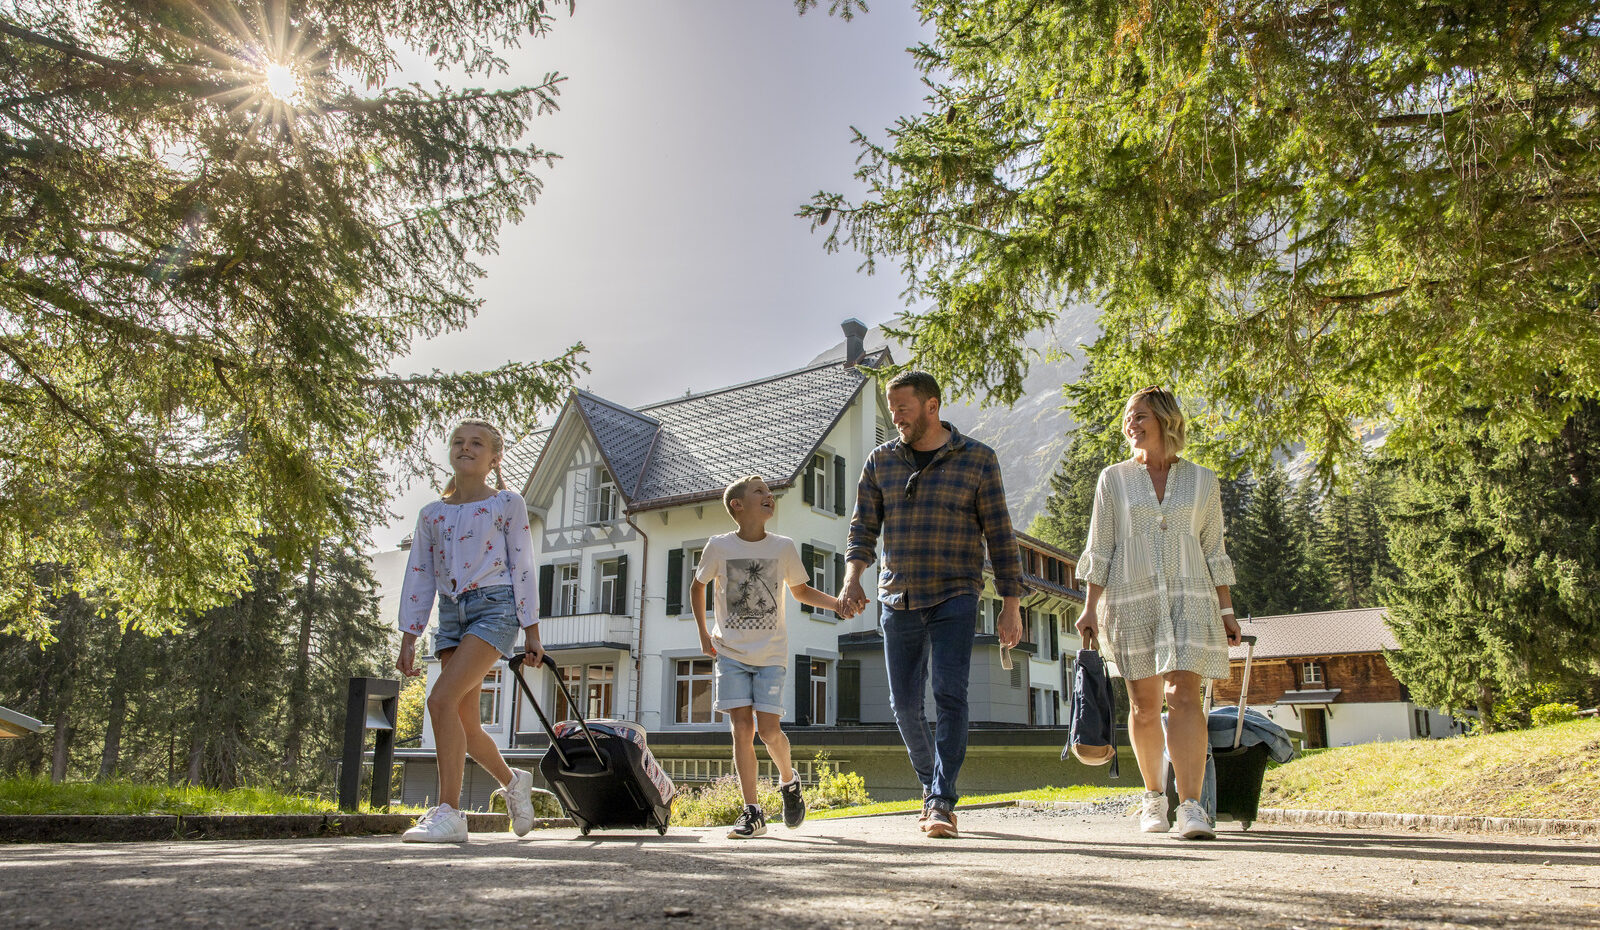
[
  {"x1": 1016, "y1": 800, "x2": 1600, "y2": 837},
  {"x1": 0, "y1": 813, "x2": 575, "y2": 843}
]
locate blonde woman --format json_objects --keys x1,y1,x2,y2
[{"x1": 1075, "y1": 387, "x2": 1242, "y2": 840}]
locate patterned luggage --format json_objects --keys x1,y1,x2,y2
[{"x1": 507, "y1": 653, "x2": 675, "y2": 836}]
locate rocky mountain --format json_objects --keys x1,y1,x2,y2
[{"x1": 813, "y1": 303, "x2": 1103, "y2": 533}]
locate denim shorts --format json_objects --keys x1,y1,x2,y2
[
  {"x1": 433, "y1": 584, "x2": 521, "y2": 658},
  {"x1": 713, "y1": 655, "x2": 786, "y2": 716}
]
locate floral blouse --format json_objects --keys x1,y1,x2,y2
[{"x1": 398, "y1": 489, "x2": 540, "y2": 636}]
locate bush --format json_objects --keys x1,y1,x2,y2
[
  {"x1": 804, "y1": 754, "x2": 870, "y2": 811},
  {"x1": 668, "y1": 754, "x2": 873, "y2": 826},
  {"x1": 670, "y1": 775, "x2": 779, "y2": 827},
  {"x1": 1530, "y1": 703, "x2": 1581, "y2": 727}
]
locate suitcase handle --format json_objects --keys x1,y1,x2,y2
[{"x1": 507, "y1": 653, "x2": 609, "y2": 773}]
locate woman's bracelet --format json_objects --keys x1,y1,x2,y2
[{"x1": 1219, "y1": 607, "x2": 1235, "y2": 617}]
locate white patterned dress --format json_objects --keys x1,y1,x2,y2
[{"x1": 1077, "y1": 459, "x2": 1236, "y2": 681}]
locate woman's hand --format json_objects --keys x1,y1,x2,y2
[
  {"x1": 1075, "y1": 607, "x2": 1099, "y2": 649},
  {"x1": 1223, "y1": 613, "x2": 1242, "y2": 647},
  {"x1": 396, "y1": 632, "x2": 421, "y2": 677},
  {"x1": 523, "y1": 630, "x2": 545, "y2": 669}
]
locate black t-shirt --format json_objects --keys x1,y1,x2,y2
[{"x1": 910, "y1": 446, "x2": 938, "y2": 472}]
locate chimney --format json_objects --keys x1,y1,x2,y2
[{"x1": 841, "y1": 318, "x2": 868, "y2": 368}]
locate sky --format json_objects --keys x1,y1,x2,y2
[{"x1": 373, "y1": 2, "x2": 937, "y2": 549}]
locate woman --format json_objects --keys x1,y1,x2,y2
[{"x1": 1076, "y1": 387, "x2": 1242, "y2": 840}]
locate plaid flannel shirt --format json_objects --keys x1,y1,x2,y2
[{"x1": 847, "y1": 422, "x2": 1024, "y2": 610}]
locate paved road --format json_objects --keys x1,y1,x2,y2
[{"x1": 3, "y1": 808, "x2": 1597, "y2": 929}]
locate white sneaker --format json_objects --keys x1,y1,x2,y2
[
  {"x1": 1139, "y1": 791, "x2": 1170, "y2": 833},
  {"x1": 402, "y1": 804, "x2": 469, "y2": 843},
  {"x1": 1176, "y1": 798, "x2": 1216, "y2": 840},
  {"x1": 495, "y1": 768, "x2": 536, "y2": 837}
]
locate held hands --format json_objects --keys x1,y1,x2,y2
[
  {"x1": 396, "y1": 633, "x2": 421, "y2": 677},
  {"x1": 838, "y1": 578, "x2": 871, "y2": 619}
]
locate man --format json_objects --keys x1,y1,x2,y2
[{"x1": 840, "y1": 370, "x2": 1024, "y2": 839}]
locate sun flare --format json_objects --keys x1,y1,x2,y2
[{"x1": 262, "y1": 61, "x2": 300, "y2": 103}]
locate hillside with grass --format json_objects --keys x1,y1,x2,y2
[{"x1": 1262, "y1": 719, "x2": 1600, "y2": 820}]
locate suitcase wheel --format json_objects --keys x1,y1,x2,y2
[
  {"x1": 580, "y1": 825, "x2": 591, "y2": 836},
  {"x1": 656, "y1": 825, "x2": 668, "y2": 835},
  {"x1": 1241, "y1": 820, "x2": 1252, "y2": 831}
]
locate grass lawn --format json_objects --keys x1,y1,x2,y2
[
  {"x1": 808, "y1": 785, "x2": 1140, "y2": 821},
  {"x1": 0, "y1": 777, "x2": 419, "y2": 816},
  {"x1": 1262, "y1": 717, "x2": 1600, "y2": 820}
]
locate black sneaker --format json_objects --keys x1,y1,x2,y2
[
  {"x1": 727, "y1": 804, "x2": 767, "y2": 839},
  {"x1": 780, "y1": 779, "x2": 807, "y2": 829}
]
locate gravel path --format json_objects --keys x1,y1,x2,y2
[{"x1": 3, "y1": 806, "x2": 1597, "y2": 929}]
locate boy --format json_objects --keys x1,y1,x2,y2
[{"x1": 693, "y1": 475, "x2": 851, "y2": 838}]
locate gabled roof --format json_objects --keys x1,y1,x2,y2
[
  {"x1": 505, "y1": 352, "x2": 888, "y2": 512},
  {"x1": 501, "y1": 429, "x2": 550, "y2": 492},
  {"x1": 1228, "y1": 607, "x2": 1397, "y2": 661}
]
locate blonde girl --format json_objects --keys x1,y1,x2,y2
[{"x1": 396, "y1": 418, "x2": 542, "y2": 842}]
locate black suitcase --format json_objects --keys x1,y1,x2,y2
[
  {"x1": 506, "y1": 653, "x2": 673, "y2": 836},
  {"x1": 1166, "y1": 634, "x2": 1274, "y2": 830}
]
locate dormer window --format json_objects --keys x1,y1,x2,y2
[
  {"x1": 1302, "y1": 661, "x2": 1324, "y2": 687},
  {"x1": 587, "y1": 467, "x2": 619, "y2": 524}
]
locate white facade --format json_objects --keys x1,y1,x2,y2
[{"x1": 1252, "y1": 701, "x2": 1466, "y2": 748}]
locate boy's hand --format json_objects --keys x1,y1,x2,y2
[
  {"x1": 834, "y1": 595, "x2": 857, "y2": 619},
  {"x1": 697, "y1": 633, "x2": 718, "y2": 658}
]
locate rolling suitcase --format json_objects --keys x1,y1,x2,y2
[
  {"x1": 1166, "y1": 634, "x2": 1273, "y2": 830},
  {"x1": 507, "y1": 653, "x2": 675, "y2": 836}
]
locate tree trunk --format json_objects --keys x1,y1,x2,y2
[
  {"x1": 282, "y1": 547, "x2": 319, "y2": 779},
  {"x1": 1476, "y1": 679, "x2": 1498, "y2": 733},
  {"x1": 97, "y1": 624, "x2": 136, "y2": 780},
  {"x1": 50, "y1": 710, "x2": 71, "y2": 782}
]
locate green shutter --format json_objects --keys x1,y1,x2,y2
[
  {"x1": 794, "y1": 655, "x2": 811, "y2": 726},
  {"x1": 1048, "y1": 613, "x2": 1059, "y2": 660},
  {"x1": 666, "y1": 548, "x2": 683, "y2": 615},
  {"x1": 613, "y1": 555, "x2": 629, "y2": 615},
  {"x1": 802, "y1": 456, "x2": 816, "y2": 506},
  {"x1": 833, "y1": 552, "x2": 845, "y2": 597},
  {"x1": 833, "y1": 455, "x2": 846, "y2": 515},
  {"x1": 800, "y1": 544, "x2": 815, "y2": 613},
  {"x1": 705, "y1": 579, "x2": 714, "y2": 617},
  {"x1": 538, "y1": 564, "x2": 554, "y2": 617}
]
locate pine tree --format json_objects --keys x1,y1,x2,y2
[
  {"x1": 1316, "y1": 453, "x2": 1397, "y2": 610},
  {"x1": 1384, "y1": 399, "x2": 1600, "y2": 729},
  {"x1": 1231, "y1": 464, "x2": 1328, "y2": 618},
  {"x1": 1, "y1": 2, "x2": 586, "y2": 643},
  {"x1": 804, "y1": 1, "x2": 1600, "y2": 476}
]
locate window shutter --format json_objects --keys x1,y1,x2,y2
[
  {"x1": 705, "y1": 579, "x2": 714, "y2": 616},
  {"x1": 665, "y1": 548, "x2": 683, "y2": 615},
  {"x1": 794, "y1": 655, "x2": 811, "y2": 726},
  {"x1": 802, "y1": 458, "x2": 816, "y2": 506},
  {"x1": 1048, "y1": 613, "x2": 1059, "y2": 660},
  {"x1": 833, "y1": 455, "x2": 846, "y2": 515},
  {"x1": 613, "y1": 555, "x2": 629, "y2": 615},
  {"x1": 837, "y1": 660, "x2": 860, "y2": 725},
  {"x1": 833, "y1": 552, "x2": 845, "y2": 595},
  {"x1": 800, "y1": 544, "x2": 815, "y2": 613},
  {"x1": 538, "y1": 564, "x2": 554, "y2": 617}
]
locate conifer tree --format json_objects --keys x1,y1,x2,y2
[
  {"x1": 1384, "y1": 399, "x2": 1600, "y2": 728},
  {"x1": 1, "y1": 1, "x2": 586, "y2": 643},
  {"x1": 805, "y1": 1, "x2": 1600, "y2": 477},
  {"x1": 1231, "y1": 464, "x2": 1328, "y2": 618}
]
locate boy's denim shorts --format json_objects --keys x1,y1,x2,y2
[
  {"x1": 714, "y1": 655, "x2": 786, "y2": 716},
  {"x1": 434, "y1": 584, "x2": 521, "y2": 658}
]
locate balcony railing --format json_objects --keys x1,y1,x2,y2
[{"x1": 539, "y1": 611, "x2": 634, "y2": 648}]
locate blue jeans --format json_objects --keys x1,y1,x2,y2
[{"x1": 882, "y1": 594, "x2": 978, "y2": 806}]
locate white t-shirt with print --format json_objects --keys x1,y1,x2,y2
[{"x1": 695, "y1": 531, "x2": 809, "y2": 668}]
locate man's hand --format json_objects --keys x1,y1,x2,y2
[
  {"x1": 840, "y1": 578, "x2": 869, "y2": 616},
  {"x1": 997, "y1": 598, "x2": 1023, "y2": 649}
]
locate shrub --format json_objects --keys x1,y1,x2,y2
[
  {"x1": 1530, "y1": 703, "x2": 1581, "y2": 727},
  {"x1": 804, "y1": 754, "x2": 870, "y2": 811},
  {"x1": 670, "y1": 775, "x2": 780, "y2": 827}
]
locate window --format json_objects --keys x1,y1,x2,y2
[
  {"x1": 587, "y1": 467, "x2": 619, "y2": 524},
  {"x1": 1413, "y1": 708, "x2": 1431, "y2": 738},
  {"x1": 479, "y1": 669, "x2": 503, "y2": 727},
  {"x1": 809, "y1": 659, "x2": 829, "y2": 726},
  {"x1": 1302, "y1": 662, "x2": 1324, "y2": 687},
  {"x1": 597, "y1": 557, "x2": 624, "y2": 615},
  {"x1": 802, "y1": 451, "x2": 846, "y2": 516},
  {"x1": 555, "y1": 664, "x2": 615, "y2": 721},
  {"x1": 556, "y1": 563, "x2": 580, "y2": 617},
  {"x1": 674, "y1": 658, "x2": 715, "y2": 724}
]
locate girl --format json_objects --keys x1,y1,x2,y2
[
  {"x1": 397, "y1": 418, "x2": 543, "y2": 842},
  {"x1": 1075, "y1": 387, "x2": 1242, "y2": 840}
]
